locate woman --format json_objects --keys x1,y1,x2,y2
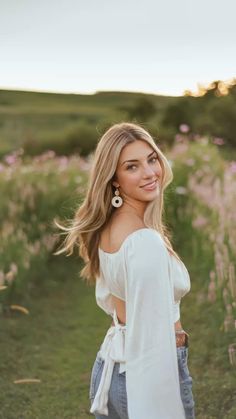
[{"x1": 55, "y1": 122, "x2": 195, "y2": 419}]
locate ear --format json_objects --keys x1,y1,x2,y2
[{"x1": 112, "y1": 181, "x2": 119, "y2": 188}]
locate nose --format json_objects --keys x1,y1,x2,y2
[{"x1": 142, "y1": 162, "x2": 160, "y2": 178}]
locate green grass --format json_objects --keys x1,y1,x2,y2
[
  {"x1": 1, "y1": 87, "x2": 236, "y2": 156},
  {"x1": 1, "y1": 252, "x2": 236, "y2": 418},
  {"x1": 0, "y1": 256, "x2": 111, "y2": 419},
  {"x1": 183, "y1": 268, "x2": 236, "y2": 419},
  {"x1": 0, "y1": 89, "x2": 174, "y2": 155}
]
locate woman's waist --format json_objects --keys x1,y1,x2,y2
[
  {"x1": 109, "y1": 320, "x2": 189, "y2": 348},
  {"x1": 111, "y1": 318, "x2": 185, "y2": 332},
  {"x1": 99, "y1": 323, "x2": 126, "y2": 364}
]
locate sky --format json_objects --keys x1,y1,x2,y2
[{"x1": 0, "y1": 0, "x2": 235, "y2": 97}]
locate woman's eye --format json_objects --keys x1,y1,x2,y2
[
  {"x1": 126, "y1": 157, "x2": 158, "y2": 170},
  {"x1": 126, "y1": 164, "x2": 137, "y2": 170}
]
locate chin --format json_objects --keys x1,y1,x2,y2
[{"x1": 139, "y1": 193, "x2": 159, "y2": 203}]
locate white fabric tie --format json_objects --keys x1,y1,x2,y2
[{"x1": 90, "y1": 308, "x2": 126, "y2": 416}]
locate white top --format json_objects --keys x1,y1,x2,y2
[{"x1": 90, "y1": 228, "x2": 191, "y2": 419}]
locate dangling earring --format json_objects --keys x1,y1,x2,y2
[{"x1": 111, "y1": 187, "x2": 123, "y2": 207}]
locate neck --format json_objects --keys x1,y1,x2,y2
[{"x1": 113, "y1": 201, "x2": 146, "y2": 220}]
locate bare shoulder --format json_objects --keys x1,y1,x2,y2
[{"x1": 100, "y1": 213, "x2": 146, "y2": 253}]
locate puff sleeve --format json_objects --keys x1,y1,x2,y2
[{"x1": 124, "y1": 230, "x2": 185, "y2": 419}]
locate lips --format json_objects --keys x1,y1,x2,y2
[{"x1": 140, "y1": 180, "x2": 158, "y2": 188}]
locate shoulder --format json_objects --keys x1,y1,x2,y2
[
  {"x1": 105, "y1": 213, "x2": 163, "y2": 254},
  {"x1": 113, "y1": 214, "x2": 146, "y2": 243},
  {"x1": 124, "y1": 227, "x2": 166, "y2": 256},
  {"x1": 100, "y1": 214, "x2": 146, "y2": 253},
  {"x1": 124, "y1": 229, "x2": 170, "y2": 286},
  {"x1": 100, "y1": 214, "x2": 167, "y2": 256}
]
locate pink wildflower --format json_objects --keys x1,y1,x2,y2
[
  {"x1": 4, "y1": 154, "x2": 17, "y2": 165},
  {"x1": 179, "y1": 124, "x2": 190, "y2": 133},
  {"x1": 229, "y1": 161, "x2": 236, "y2": 174},
  {"x1": 185, "y1": 158, "x2": 195, "y2": 166},
  {"x1": 175, "y1": 134, "x2": 183, "y2": 143},
  {"x1": 192, "y1": 215, "x2": 208, "y2": 228},
  {"x1": 212, "y1": 137, "x2": 225, "y2": 145}
]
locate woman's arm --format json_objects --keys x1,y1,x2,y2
[{"x1": 124, "y1": 229, "x2": 185, "y2": 419}]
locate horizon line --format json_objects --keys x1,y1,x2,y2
[{"x1": 0, "y1": 85, "x2": 185, "y2": 98}]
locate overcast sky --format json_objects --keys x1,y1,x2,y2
[{"x1": 0, "y1": 0, "x2": 235, "y2": 96}]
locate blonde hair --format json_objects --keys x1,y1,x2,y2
[{"x1": 54, "y1": 121, "x2": 182, "y2": 284}]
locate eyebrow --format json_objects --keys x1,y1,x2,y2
[{"x1": 121, "y1": 150, "x2": 157, "y2": 166}]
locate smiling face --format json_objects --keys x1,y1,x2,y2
[{"x1": 112, "y1": 140, "x2": 163, "y2": 207}]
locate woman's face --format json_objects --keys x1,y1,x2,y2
[{"x1": 112, "y1": 140, "x2": 163, "y2": 204}]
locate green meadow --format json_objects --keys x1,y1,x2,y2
[
  {"x1": 0, "y1": 87, "x2": 236, "y2": 418},
  {"x1": 0, "y1": 89, "x2": 172, "y2": 157},
  {"x1": 0, "y1": 81, "x2": 236, "y2": 157}
]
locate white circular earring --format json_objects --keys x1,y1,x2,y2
[{"x1": 111, "y1": 187, "x2": 123, "y2": 207}]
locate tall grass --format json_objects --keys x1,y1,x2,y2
[
  {"x1": 0, "y1": 149, "x2": 90, "y2": 308},
  {"x1": 1, "y1": 131, "x2": 235, "y2": 367},
  {"x1": 167, "y1": 131, "x2": 236, "y2": 366}
]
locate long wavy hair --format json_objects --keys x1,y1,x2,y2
[{"x1": 54, "y1": 121, "x2": 182, "y2": 284}]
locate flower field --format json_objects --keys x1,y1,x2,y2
[
  {"x1": 1, "y1": 135, "x2": 236, "y2": 358},
  {"x1": 0, "y1": 150, "x2": 90, "y2": 308},
  {"x1": 168, "y1": 133, "x2": 236, "y2": 366},
  {"x1": 1, "y1": 132, "x2": 236, "y2": 418}
]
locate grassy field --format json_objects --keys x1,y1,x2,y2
[
  {"x1": 1, "y1": 85, "x2": 236, "y2": 158},
  {"x1": 0, "y1": 89, "x2": 174, "y2": 156},
  {"x1": 1, "y1": 131, "x2": 235, "y2": 418},
  {"x1": 1, "y1": 247, "x2": 236, "y2": 419},
  {"x1": 0, "y1": 256, "x2": 105, "y2": 419}
]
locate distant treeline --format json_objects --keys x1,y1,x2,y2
[{"x1": 0, "y1": 79, "x2": 235, "y2": 157}]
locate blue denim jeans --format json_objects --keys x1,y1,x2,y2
[{"x1": 89, "y1": 346, "x2": 195, "y2": 419}]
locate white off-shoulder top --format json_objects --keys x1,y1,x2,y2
[{"x1": 90, "y1": 228, "x2": 191, "y2": 419}]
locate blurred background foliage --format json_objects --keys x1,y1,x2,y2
[{"x1": 0, "y1": 78, "x2": 235, "y2": 159}]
